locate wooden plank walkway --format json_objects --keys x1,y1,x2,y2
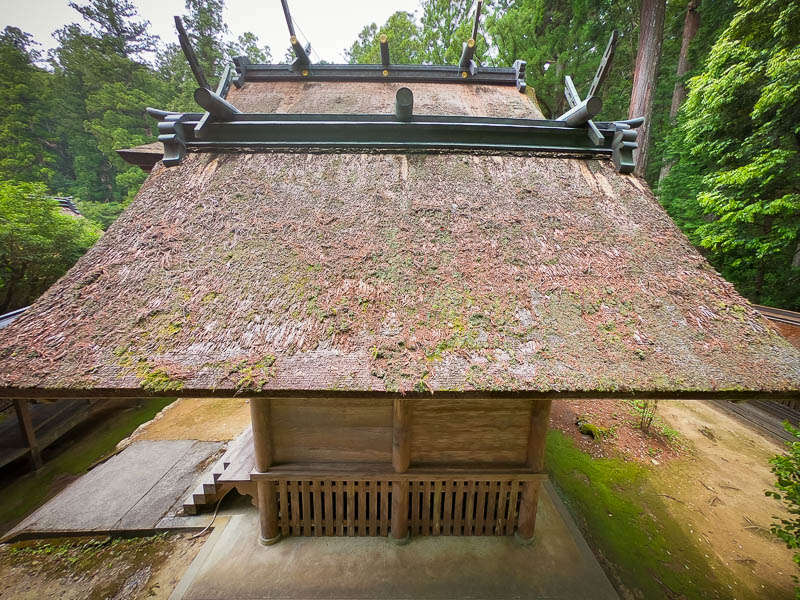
[{"x1": 712, "y1": 400, "x2": 799, "y2": 443}]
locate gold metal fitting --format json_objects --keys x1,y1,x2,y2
[
  {"x1": 461, "y1": 71, "x2": 468, "y2": 78},
  {"x1": 290, "y1": 35, "x2": 297, "y2": 44},
  {"x1": 302, "y1": 69, "x2": 309, "y2": 76},
  {"x1": 380, "y1": 34, "x2": 388, "y2": 43},
  {"x1": 467, "y1": 38, "x2": 475, "y2": 48},
  {"x1": 382, "y1": 69, "x2": 389, "y2": 77}
]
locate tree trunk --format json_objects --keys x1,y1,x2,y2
[
  {"x1": 629, "y1": 0, "x2": 667, "y2": 178},
  {"x1": 754, "y1": 259, "x2": 765, "y2": 304},
  {"x1": 659, "y1": 0, "x2": 701, "y2": 182},
  {"x1": 792, "y1": 239, "x2": 800, "y2": 269}
]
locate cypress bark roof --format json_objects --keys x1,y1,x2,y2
[{"x1": 1, "y1": 81, "x2": 798, "y2": 398}]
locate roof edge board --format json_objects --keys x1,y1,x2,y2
[
  {"x1": 1, "y1": 388, "x2": 798, "y2": 401},
  {"x1": 231, "y1": 58, "x2": 527, "y2": 90}
]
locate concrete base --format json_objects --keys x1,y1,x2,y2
[
  {"x1": 388, "y1": 531, "x2": 411, "y2": 545},
  {"x1": 259, "y1": 532, "x2": 282, "y2": 546},
  {"x1": 171, "y1": 481, "x2": 619, "y2": 600},
  {"x1": 513, "y1": 530, "x2": 535, "y2": 546}
]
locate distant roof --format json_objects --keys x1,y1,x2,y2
[
  {"x1": 0, "y1": 307, "x2": 28, "y2": 331},
  {"x1": 1, "y1": 80, "x2": 799, "y2": 398},
  {"x1": 756, "y1": 305, "x2": 800, "y2": 351},
  {"x1": 54, "y1": 196, "x2": 81, "y2": 217}
]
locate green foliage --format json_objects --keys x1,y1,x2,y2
[
  {"x1": 68, "y1": 0, "x2": 157, "y2": 59},
  {"x1": 0, "y1": 181, "x2": 101, "y2": 312},
  {"x1": 159, "y1": 1, "x2": 269, "y2": 111},
  {"x1": 346, "y1": 2, "x2": 487, "y2": 68},
  {"x1": 635, "y1": 399, "x2": 659, "y2": 430},
  {"x1": 766, "y1": 421, "x2": 800, "y2": 596},
  {"x1": 485, "y1": 0, "x2": 637, "y2": 119},
  {"x1": 660, "y1": 0, "x2": 800, "y2": 309},
  {"x1": 227, "y1": 31, "x2": 271, "y2": 64},
  {"x1": 183, "y1": 0, "x2": 227, "y2": 80},
  {"x1": 49, "y1": 5, "x2": 169, "y2": 204},
  {"x1": 345, "y1": 11, "x2": 424, "y2": 65},
  {"x1": 420, "y1": 0, "x2": 486, "y2": 65},
  {"x1": 0, "y1": 27, "x2": 56, "y2": 183},
  {"x1": 77, "y1": 199, "x2": 129, "y2": 230}
]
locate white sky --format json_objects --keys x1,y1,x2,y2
[{"x1": 0, "y1": 0, "x2": 422, "y2": 63}]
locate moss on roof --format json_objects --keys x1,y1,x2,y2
[{"x1": 0, "y1": 81, "x2": 798, "y2": 397}]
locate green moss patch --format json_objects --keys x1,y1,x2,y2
[
  {"x1": 545, "y1": 429, "x2": 783, "y2": 599},
  {"x1": 2, "y1": 533, "x2": 174, "y2": 599}
]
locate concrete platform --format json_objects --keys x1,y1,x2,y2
[
  {"x1": 172, "y1": 481, "x2": 619, "y2": 600},
  {"x1": 6, "y1": 439, "x2": 222, "y2": 539}
]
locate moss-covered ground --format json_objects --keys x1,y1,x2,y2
[
  {"x1": 545, "y1": 429, "x2": 786, "y2": 599},
  {"x1": 0, "y1": 399, "x2": 173, "y2": 533},
  {"x1": 0, "y1": 531, "x2": 203, "y2": 599}
]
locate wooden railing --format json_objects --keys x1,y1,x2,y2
[{"x1": 269, "y1": 477, "x2": 529, "y2": 538}]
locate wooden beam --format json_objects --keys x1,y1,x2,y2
[
  {"x1": 174, "y1": 16, "x2": 210, "y2": 90},
  {"x1": 13, "y1": 399, "x2": 41, "y2": 469},
  {"x1": 250, "y1": 468, "x2": 548, "y2": 482}
]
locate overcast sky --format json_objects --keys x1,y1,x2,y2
[{"x1": 0, "y1": 0, "x2": 421, "y2": 63}]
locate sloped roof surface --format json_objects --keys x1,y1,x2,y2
[
  {"x1": 1, "y1": 81, "x2": 798, "y2": 397},
  {"x1": 226, "y1": 81, "x2": 543, "y2": 118}
]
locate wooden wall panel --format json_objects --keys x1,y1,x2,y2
[
  {"x1": 271, "y1": 398, "x2": 392, "y2": 463},
  {"x1": 409, "y1": 399, "x2": 530, "y2": 465}
]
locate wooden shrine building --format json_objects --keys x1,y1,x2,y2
[{"x1": 1, "y1": 3, "x2": 799, "y2": 546}]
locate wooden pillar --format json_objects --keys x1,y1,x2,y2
[
  {"x1": 257, "y1": 480, "x2": 281, "y2": 544},
  {"x1": 250, "y1": 398, "x2": 280, "y2": 545},
  {"x1": 13, "y1": 399, "x2": 42, "y2": 470},
  {"x1": 250, "y1": 398, "x2": 273, "y2": 472},
  {"x1": 516, "y1": 480, "x2": 542, "y2": 543},
  {"x1": 526, "y1": 399, "x2": 552, "y2": 471},
  {"x1": 516, "y1": 399, "x2": 552, "y2": 543},
  {"x1": 392, "y1": 398, "x2": 411, "y2": 472},
  {"x1": 390, "y1": 398, "x2": 411, "y2": 543}
]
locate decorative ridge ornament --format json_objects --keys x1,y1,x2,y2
[{"x1": 157, "y1": 9, "x2": 643, "y2": 173}]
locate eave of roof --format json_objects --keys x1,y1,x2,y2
[
  {"x1": 117, "y1": 142, "x2": 164, "y2": 172},
  {"x1": 1, "y1": 150, "x2": 798, "y2": 397}
]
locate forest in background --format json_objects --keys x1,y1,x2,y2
[{"x1": 0, "y1": 0, "x2": 798, "y2": 313}]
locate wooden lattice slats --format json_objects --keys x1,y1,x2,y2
[
  {"x1": 453, "y1": 480, "x2": 465, "y2": 536},
  {"x1": 431, "y1": 481, "x2": 443, "y2": 535},
  {"x1": 380, "y1": 481, "x2": 390, "y2": 536},
  {"x1": 506, "y1": 480, "x2": 520, "y2": 536},
  {"x1": 495, "y1": 479, "x2": 508, "y2": 535},
  {"x1": 274, "y1": 478, "x2": 523, "y2": 537},
  {"x1": 442, "y1": 480, "x2": 454, "y2": 535},
  {"x1": 278, "y1": 480, "x2": 290, "y2": 537},
  {"x1": 475, "y1": 480, "x2": 487, "y2": 534},
  {"x1": 485, "y1": 480, "x2": 498, "y2": 535}
]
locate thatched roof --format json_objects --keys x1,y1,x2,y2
[
  {"x1": 1, "y1": 80, "x2": 799, "y2": 398},
  {"x1": 225, "y1": 81, "x2": 543, "y2": 118}
]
